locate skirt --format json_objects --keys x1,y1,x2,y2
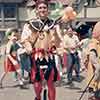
[{"x1": 4, "y1": 57, "x2": 20, "y2": 72}]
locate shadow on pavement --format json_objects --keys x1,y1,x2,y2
[{"x1": 0, "y1": 84, "x2": 30, "y2": 90}]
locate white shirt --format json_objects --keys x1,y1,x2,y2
[{"x1": 63, "y1": 34, "x2": 79, "y2": 53}]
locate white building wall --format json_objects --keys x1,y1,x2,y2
[
  {"x1": 87, "y1": 7, "x2": 100, "y2": 18},
  {"x1": 77, "y1": 7, "x2": 100, "y2": 18}
]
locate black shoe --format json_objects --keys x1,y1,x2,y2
[
  {"x1": 19, "y1": 85, "x2": 24, "y2": 89},
  {"x1": 29, "y1": 79, "x2": 33, "y2": 84},
  {"x1": 76, "y1": 76, "x2": 81, "y2": 82},
  {"x1": 19, "y1": 85, "x2": 29, "y2": 89},
  {"x1": 34, "y1": 97, "x2": 38, "y2": 100},
  {"x1": 88, "y1": 87, "x2": 94, "y2": 93}
]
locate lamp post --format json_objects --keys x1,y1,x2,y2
[{"x1": 84, "y1": 2, "x2": 88, "y2": 18}]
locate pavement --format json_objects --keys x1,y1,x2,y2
[{"x1": 0, "y1": 44, "x2": 89, "y2": 100}]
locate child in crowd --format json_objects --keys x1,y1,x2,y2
[{"x1": 0, "y1": 28, "x2": 24, "y2": 88}]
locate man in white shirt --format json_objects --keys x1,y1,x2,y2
[{"x1": 63, "y1": 27, "x2": 81, "y2": 84}]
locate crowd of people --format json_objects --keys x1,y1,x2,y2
[{"x1": 0, "y1": 1, "x2": 100, "y2": 100}]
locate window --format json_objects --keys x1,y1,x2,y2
[{"x1": 4, "y1": 4, "x2": 16, "y2": 18}]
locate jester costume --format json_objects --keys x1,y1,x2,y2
[{"x1": 22, "y1": 17, "x2": 60, "y2": 100}]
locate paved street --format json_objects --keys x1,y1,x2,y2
[{"x1": 0, "y1": 45, "x2": 89, "y2": 100}]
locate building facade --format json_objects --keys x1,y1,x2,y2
[
  {"x1": 0, "y1": 0, "x2": 100, "y2": 40},
  {"x1": 0, "y1": 0, "x2": 73, "y2": 31}
]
